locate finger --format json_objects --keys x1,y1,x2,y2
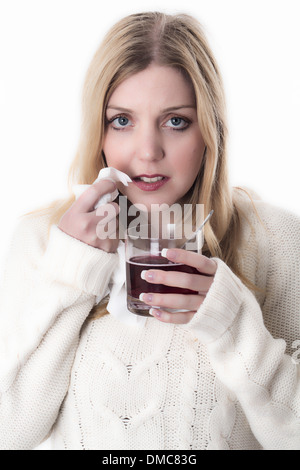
[
  {"x1": 95, "y1": 202, "x2": 120, "y2": 222},
  {"x1": 162, "y1": 248, "x2": 217, "y2": 276},
  {"x1": 76, "y1": 180, "x2": 117, "y2": 213},
  {"x1": 149, "y1": 308, "x2": 196, "y2": 325},
  {"x1": 139, "y1": 292, "x2": 204, "y2": 311},
  {"x1": 141, "y1": 270, "x2": 214, "y2": 294},
  {"x1": 79, "y1": 208, "x2": 118, "y2": 239},
  {"x1": 96, "y1": 217, "x2": 119, "y2": 240}
]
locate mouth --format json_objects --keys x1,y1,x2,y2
[{"x1": 132, "y1": 174, "x2": 169, "y2": 191}]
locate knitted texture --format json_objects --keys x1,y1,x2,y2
[{"x1": 0, "y1": 191, "x2": 299, "y2": 450}]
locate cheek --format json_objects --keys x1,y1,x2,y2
[
  {"x1": 186, "y1": 135, "x2": 205, "y2": 171},
  {"x1": 173, "y1": 142, "x2": 203, "y2": 175},
  {"x1": 191, "y1": 147, "x2": 204, "y2": 170},
  {"x1": 170, "y1": 131, "x2": 204, "y2": 156},
  {"x1": 103, "y1": 136, "x2": 127, "y2": 168}
]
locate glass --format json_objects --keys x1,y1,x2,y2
[{"x1": 125, "y1": 223, "x2": 204, "y2": 316}]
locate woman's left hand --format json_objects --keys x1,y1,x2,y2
[{"x1": 139, "y1": 248, "x2": 217, "y2": 324}]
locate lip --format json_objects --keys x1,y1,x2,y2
[{"x1": 132, "y1": 174, "x2": 169, "y2": 192}]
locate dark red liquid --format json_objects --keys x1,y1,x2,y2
[{"x1": 126, "y1": 255, "x2": 199, "y2": 298}]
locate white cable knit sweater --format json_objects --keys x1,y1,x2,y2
[{"x1": 0, "y1": 191, "x2": 300, "y2": 450}]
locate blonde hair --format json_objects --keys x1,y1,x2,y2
[{"x1": 47, "y1": 12, "x2": 258, "y2": 318}]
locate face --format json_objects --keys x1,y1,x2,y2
[{"x1": 103, "y1": 64, "x2": 205, "y2": 211}]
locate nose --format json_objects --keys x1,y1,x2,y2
[{"x1": 136, "y1": 124, "x2": 165, "y2": 162}]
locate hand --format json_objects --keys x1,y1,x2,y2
[
  {"x1": 58, "y1": 180, "x2": 120, "y2": 253},
  {"x1": 139, "y1": 248, "x2": 217, "y2": 324}
]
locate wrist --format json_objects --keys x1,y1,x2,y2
[{"x1": 185, "y1": 258, "x2": 243, "y2": 343}]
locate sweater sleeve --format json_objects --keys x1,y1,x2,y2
[
  {"x1": 185, "y1": 206, "x2": 300, "y2": 450},
  {"x1": 0, "y1": 214, "x2": 118, "y2": 450}
]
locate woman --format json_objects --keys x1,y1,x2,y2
[{"x1": 0, "y1": 11, "x2": 299, "y2": 450}]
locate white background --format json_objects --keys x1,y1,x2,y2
[
  {"x1": 1, "y1": 0, "x2": 300, "y2": 266},
  {"x1": 0, "y1": 0, "x2": 299, "y2": 450}
]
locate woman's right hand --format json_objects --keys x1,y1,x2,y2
[{"x1": 58, "y1": 179, "x2": 120, "y2": 253}]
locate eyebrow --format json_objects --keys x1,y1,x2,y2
[{"x1": 106, "y1": 105, "x2": 196, "y2": 113}]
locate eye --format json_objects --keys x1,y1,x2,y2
[
  {"x1": 109, "y1": 115, "x2": 132, "y2": 130},
  {"x1": 165, "y1": 116, "x2": 190, "y2": 130}
]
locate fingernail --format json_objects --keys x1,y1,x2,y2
[
  {"x1": 139, "y1": 293, "x2": 153, "y2": 302},
  {"x1": 161, "y1": 248, "x2": 176, "y2": 260},
  {"x1": 149, "y1": 308, "x2": 161, "y2": 317},
  {"x1": 141, "y1": 270, "x2": 154, "y2": 280}
]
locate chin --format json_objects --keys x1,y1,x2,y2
[{"x1": 133, "y1": 197, "x2": 181, "y2": 212}]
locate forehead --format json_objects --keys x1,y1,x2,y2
[{"x1": 107, "y1": 64, "x2": 195, "y2": 110}]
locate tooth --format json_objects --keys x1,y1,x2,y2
[{"x1": 140, "y1": 176, "x2": 163, "y2": 183}]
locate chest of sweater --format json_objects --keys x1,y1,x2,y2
[{"x1": 59, "y1": 315, "x2": 218, "y2": 450}]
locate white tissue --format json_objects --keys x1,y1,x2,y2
[
  {"x1": 73, "y1": 167, "x2": 132, "y2": 209},
  {"x1": 73, "y1": 168, "x2": 147, "y2": 327}
]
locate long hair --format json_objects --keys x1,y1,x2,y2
[{"x1": 47, "y1": 12, "x2": 257, "y2": 319}]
